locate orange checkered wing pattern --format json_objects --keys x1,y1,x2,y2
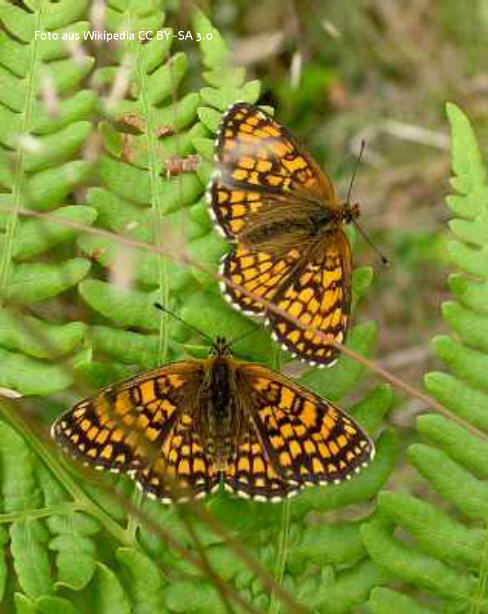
[
  {"x1": 221, "y1": 243, "x2": 301, "y2": 315},
  {"x1": 135, "y1": 409, "x2": 220, "y2": 502},
  {"x1": 51, "y1": 362, "x2": 219, "y2": 502},
  {"x1": 221, "y1": 230, "x2": 352, "y2": 366},
  {"x1": 208, "y1": 102, "x2": 335, "y2": 238},
  {"x1": 269, "y1": 229, "x2": 352, "y2": 366},
  {"x1": 224, "y1": 428, "x2": 299, "y2": 500},
  {"x1": 224, "y1": 363, "x2": 374, "y2": 500}
]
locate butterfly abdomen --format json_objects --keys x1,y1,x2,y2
[{"x1": 201, "y1": 358, "x2": 237, "y2": 466}]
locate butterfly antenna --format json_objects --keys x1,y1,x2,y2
[
  {"x1": 346, "y1": 139, "x2": 389, "y2": 266},
  {"x1": 153, "y1": 303, "x2": 215, "y2": 346},
  {"x1": 352, "y1": 219, "x2": 389, "y2": 266},
  {"x1": 346, "y1": 139, "x2": 366, "y2": 204},
  {"x1": 229, "y1": 323, "x2": 262, "y2": 348}
]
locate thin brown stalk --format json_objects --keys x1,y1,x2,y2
[{"x1": 2, "y1": 202, "x2": 486, "y2": 445}]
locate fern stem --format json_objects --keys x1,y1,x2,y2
[
  {"x1": 269, "y1": 500, "x2": 291, "y2": 614},
  {"x1": 134, "y1": 42, "x2": 170, "y2": 366},
  {"x1": 0, "y1": 3, "x2": 43, "y2": 305},
  {"x1": 126, "y1": 486, "x2": 143, "y2": 540},
  {"x1": 269, "y1": 344, "x2": 291, "y2": 614},
  {"x1": 0, "y1": 502, "x2": 79, "y2": 524},
  {"x1": 471, "y1": 525, "x2": 488, "y2": 614},
  {"x1": 0, "y1": 400, "x2": 134, "y2": 547}
]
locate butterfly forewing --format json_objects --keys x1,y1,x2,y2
[
  {"x1": 215, "y1": 102, "x2": 334, "y2": 199},
  {"x1": 51, "y1": 362, "x2": 220, "y2": 501},
  {"x1": 210, "y1": 103, "x2": 335, "y2": 239},
  {"x1": 209, "y1": 102, "x2": 355, "y2": 366},
  {"x1": 52, "y1": 347, "x2": 374, "y2": 503},
  {"x1": 231, "y1": 363, "x2": 374, "y2": 493}
]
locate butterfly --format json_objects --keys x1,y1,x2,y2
[
  {"x1": 51, "y1": 337, "x2": 374, "y2": 503},
  {"x1": 208, "y1": 102, "x2": 362, "y2": 367}
]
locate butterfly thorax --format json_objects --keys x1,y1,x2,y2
[
  {"x1": 198, "y1": 355, "x2": 240, "y2": 469},
  {"x1": 240, "y1": 198, "x2": 360, "y2": 255},
  {"x1": 341, "y1": 202, "x2": 360, "y2": 224}
]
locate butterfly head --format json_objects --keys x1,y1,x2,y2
[
  {"x1": 343, "y1": 202, "x2": 360, "y2": 224},
  {"x1": 210, "y1": 336, "x2": 233, "y2": 358}
]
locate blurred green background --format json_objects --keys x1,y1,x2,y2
[{"x1": 183, "y1": 0, "x2": 488, "y2": 403}]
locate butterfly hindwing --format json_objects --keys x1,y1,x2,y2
[
  {"x1": 223, "y1": 425, "x2": 301, "y2": 501},
  {"x1": 221, "y1": 243, "x2": 301, "y2": 315},
  {"x1": 221, "y1": 229, "x2": 352, "y2": 365},
  {"x1": 269, "y1": 229, "x2": 352, "y2": 366},
  {"x1": 237, "y1": 363, "x2": 374, "y2": 486},
  {"x1": 135, "y1": 410, "x2": 220, "y2": 502}
]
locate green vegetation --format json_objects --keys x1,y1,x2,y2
[{"x1": 0, "y1": 1, "x2": 487, "y2": 612}]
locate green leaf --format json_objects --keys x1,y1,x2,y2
[
  {"x1": 0, "y1": 421, "x2": 39, "y2": 512},
  {"x1": 0, "y1": 348, "x2": 72, "y2": 394},
  {"x1": 193, "y1": 9, "x2": 232, "y2": 70},
  {"x1": 35, "y1": 596, "x2": 77, "y2": 614},
  {"x1": 91, "y1": 563, "x2": 131, "y2": 614},
  {"x1": 79, "y1": 280, "x2": 161, "y2": 330},
  {"x1": 424, "y1": 371, "x2": 488, "y2": 431},
  {"x1": 300, "y1": 321, "x2": 377, "y2": 401},
  {"x1": 292, "y1": 429, "x2": 397, "y2": 517},
  {"x1": 49, "y1": 533, "x2": 96, "y2": 591},
  {"x1": 10, "y1": 522, "x2": 52, "y2": 599},
  {"x1": 27, "y1": 161, "x2": 93, "y2": 211},
  {"x1": 370, "y1": 587, "x2": 439, "y2": 614},
  {"x1": 377, "y1": 491, "x2": 484, "y2": 568},
  {"x1": 6, "y1": 258, "x2": 91, "y2": 304},
  {"x1": 116, "y1": 547, "x2": 167, "y2": 614},
  {"x1": 165, "y1": 580, "x2": 228, "y2": 614},
  {"x1": 362, "y1": 516, "x2": 475, "y2": 604},
  {"x1": 23, "y1": 122, "x2": 92, "y2": 173},
  {"x1": 8, "y1": 206, "x2": 97, "y2": 260},
  {"x1": 408, "y1": 444, "x2": 488, "y2": 520},
  {"x1": 287, "y1": 521, "x2": 366, "y2": 572},
  {"x1": 14, "y1": 593, "x2": 37, "y2": 614},
  {"x1": 446, "y1": 102, "x2": 486, "y2": 196},
  {"x1": 349, "y1": 384, "x2": 393, "y2": 434},
  {"x1": 0, "y1": 422, "x2": 51, "y2": 598},
  {"x1": 0, "y1": 310, "x2": 86, "y2": 359},
  {"x1": 310, "y1": 560, "x2": 390, "y2": 614},
  {"x1": 89, "y1": 325, "x2": 163, "y2": 369},
  {"x1": 416, "y1": 413, "x2": 488, "y2": 478},
  {"x1": 432, "y1": 334, "x2": 488, "y2": 391}
]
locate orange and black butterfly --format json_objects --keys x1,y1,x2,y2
[
  {"x1": 208, "y1": 102, "x2": 362, "y2": 367},
  {"x1": 52, "y1": 338, "x2": 374, "y2": 503}
]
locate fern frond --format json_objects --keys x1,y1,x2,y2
[
  {"x1": 0, "y1": 4, "x2": 394, "y2": 613},
  {"x1": 0, "y1": 0, "x2": 95, "y2": 395},
  {"x1": 364, "y1": 102, "x2": 488, "y2": 613}
]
